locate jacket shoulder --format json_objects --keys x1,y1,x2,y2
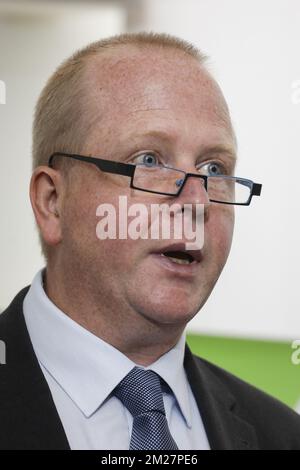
[
  {"x1": 0, "y1": 286, "x2": 70, "y2": 449},
  {"x1": 0, "y1": 286, "x2": 30, "y2": 332},
  {"x1": 192, "y1": 353, "x2": 300, "y2": 448}
]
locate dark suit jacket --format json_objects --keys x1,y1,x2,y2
[{"x1": 1, "y1": 286, "x2": 300, "y2": 450}]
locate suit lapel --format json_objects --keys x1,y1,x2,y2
[
  {"x1": 0, "y1": 287, "x2": 70, "y2": 450},
  {"x1": 184, "y1": 344, "x2": 259, "y2": 449}
]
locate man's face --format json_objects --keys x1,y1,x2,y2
[{"x1": 59, "y1": 47, "x2": 236, "y2": 327}]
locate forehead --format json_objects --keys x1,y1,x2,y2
[{"x1": 83, "y1": 46, "x2": 235, "y2": 151}]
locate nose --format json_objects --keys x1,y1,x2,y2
[{"x1": 176, "y1": 174, "x2": 210, "y2": 205}]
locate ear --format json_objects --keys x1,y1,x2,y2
[{"x1": 29, "y1": 166, "x2": 64, "y2": 248}]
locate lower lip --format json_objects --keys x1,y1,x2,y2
[{"x1": 150, "y1": 253, "x2": 201, "y2": 277}]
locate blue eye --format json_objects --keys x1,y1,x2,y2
[
  {"x1": 135, "y1": 153, "x2": 159, "y2": 167},
  {"x1": 198, "y1": 162, "x2": 225, "y2": 176}
]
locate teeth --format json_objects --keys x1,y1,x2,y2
[{"x1": 161, "y1": 254, "x2": 191, "y2": 265}]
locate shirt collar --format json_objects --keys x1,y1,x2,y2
[
  {"x1": 23, "y1": 269, "x2": 192, "y2": 427},
  {"x1": 145, "y1": 332, "x2": 192, "y2": 428}
]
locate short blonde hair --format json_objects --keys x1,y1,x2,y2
[{"x1": 32, "y1": 31, "x2": 207, "y2": 170}]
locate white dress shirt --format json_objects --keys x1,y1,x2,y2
[{"x1": 23, "y1": 269, "x2": 210, "y2": 450}]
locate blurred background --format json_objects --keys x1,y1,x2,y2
[{"x1": 0, "y1": 0, "x2": 299, "y2": 410}]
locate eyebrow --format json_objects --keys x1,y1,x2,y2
[
  {"x1": 197, "y1": 144, "x2": 237, "y2": 162},
  {"x1": 130, "y1": 129, "x2": 237, "y2": 161}
]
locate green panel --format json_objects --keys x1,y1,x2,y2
[{"x1": 186, "y1": 334, "x2": 300, "y2": 410}]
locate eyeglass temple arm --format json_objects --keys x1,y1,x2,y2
[
  {"x1": 95, "y1": 158, "x2": 135, "y2": 177},
  {"x1": 252, "y1": 183, "x2": 262, "y2": 196},
  {"x1": 48, "y1": 152, "x2": 135, "y2": 178},
  {"x1": 236, "y1": 177, "x2": 262, "y2": 197}
]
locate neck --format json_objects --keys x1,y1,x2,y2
[{"x1": 43, "y1": 265, "x2": 185, "y2": 367}]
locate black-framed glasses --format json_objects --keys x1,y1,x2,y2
[{"x1": 48, "y1": 152, "x2": 262, "y2": 206}]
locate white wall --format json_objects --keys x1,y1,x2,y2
[
  {"x1": 128, "y1": 0, "x2": 300, "y2": 341},
  {"x1": 0, "y1": 1, "x2": 126, "y2": 308},
  {"x1": 1, "y1": 0, "x2": 299, "y2": 341}
]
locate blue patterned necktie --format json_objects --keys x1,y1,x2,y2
[{"x1": 113, "y1": 366, "x2": 179, "y2": 450}]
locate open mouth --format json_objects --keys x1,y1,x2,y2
[
  {"x1": 151, "y1": 243, "x2": 202, "y2": 272},
  {"x1": 161, "y1": 251, "x2": 196, "y2": 265}
]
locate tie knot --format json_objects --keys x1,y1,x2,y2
[{"x1": 113, "y1": 367, "x2": 165, "y2": 418}]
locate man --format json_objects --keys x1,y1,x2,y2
[{"x1": 0, "y1": 32, "x2": 299, "y2": 450}]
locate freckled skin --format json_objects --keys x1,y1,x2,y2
[{"x1": 31, "y1": 46, "x2": 236, "y2": 365}]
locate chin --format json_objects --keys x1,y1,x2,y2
[
  {"x1": 127, "y1": 282, "x2": 204, "y2": 326},
  {"x1": 139, "y1": 299, "x2": 199, "y2": 326}
]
